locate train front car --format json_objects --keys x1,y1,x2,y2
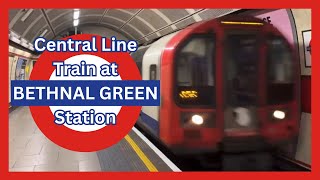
[
  {"x1": 160, "y1": 16, "x2": 299, "y2": 155},
  {"x1": 133, "y1": 16, "x2": 299, "y2": 168}
]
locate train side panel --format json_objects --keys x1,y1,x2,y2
[{"x1": 139, "y1": 32, "x2": 179, "y2": 136}]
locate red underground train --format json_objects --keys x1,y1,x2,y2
[{"x1": 131, "y1": 16, "x2": 300, "y2": 159}]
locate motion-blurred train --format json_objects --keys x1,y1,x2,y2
[{"x1": 131, "y1": 16, "x2": 300, "y2": 155}]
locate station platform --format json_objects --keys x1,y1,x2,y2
[{"x1": 9, "y1": 107, "x2": 179, "y2": 172}]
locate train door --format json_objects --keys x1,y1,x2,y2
[{"x1": 223, "y1": 31, "x2": 260, "y2": 137}]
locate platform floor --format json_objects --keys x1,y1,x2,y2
[{"x1": 9, "y1": 107, "x2": 178, "y2": 172}]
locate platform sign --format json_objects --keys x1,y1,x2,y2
[{"x1": 302, "y1": 30, "x2": 311, "y2": 67}]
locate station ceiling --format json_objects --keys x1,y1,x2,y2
[{"x1": 9, "y1": 9, "x2": 239, "y2": 45}]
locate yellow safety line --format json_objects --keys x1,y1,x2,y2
[{"x1": 124, "y1": 135, "x2": 158, "y2": 172}]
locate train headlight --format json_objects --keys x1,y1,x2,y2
[
  {"x1": 273, "y1": 110, "x2": 285, "y2": 120},
  {"x1": 180, "y1": 112, "x2": 215, "y2": 127},
  {"x1": 233, "y1": 107, "x2": 251, "y2": 127},
  {"x1": 191, "y1": 115, "x2": 204, "y2": 125}
]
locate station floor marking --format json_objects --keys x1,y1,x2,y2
[
  {"x1": 124, "y1": 135, "x2": 158, "y2": 172},
  {"x1": 132, "y1": 127, "x2": 181, "y2": 172}
]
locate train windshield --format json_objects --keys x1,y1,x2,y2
[
  {"x1": 225, "y1": 33, "x2": 259, "y2": 106},
  {"x1": 175, "y1": 34, "x2": 215, "y2": 107},
  {"x1": 266, "y1": 36, "x2": 294, "y2": 104}
]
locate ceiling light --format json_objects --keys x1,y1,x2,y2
[
  {"x1": 39, "y1": 29, "x2": 48, "y2": 37},
  {"x1": 73, "y1": 10, "x2": 80, "y2": 19},
  {"x1": 73, "y1": 19, "x2": 79, "y2": 27},
  {"x1": 21, "y1": 9, "x2": 34, "y2": 22}
]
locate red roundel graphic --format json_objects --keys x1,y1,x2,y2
[{"x1": 29, "y1": 34, "x2": 142, "y2": 152}]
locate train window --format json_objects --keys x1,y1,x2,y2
[
  {"x1": 266, "y1": 36, "x2": 294, "y2": 104},
  {"x1": 150, "y1": 64, "x2": 157, "y2": 80},
  {"x1": 225, "y1": 33, "x2": 259, "y2": 107},
  {"x1": 175, "y1": 33, "x2": 215, "y2": 107},
  {"x1": 15, "y1": 58, "x2": 27, "y2": 80}
]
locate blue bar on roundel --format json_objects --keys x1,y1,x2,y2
[{"x1": 10, "y1": 80, "x2": 160, "y2": 106}]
